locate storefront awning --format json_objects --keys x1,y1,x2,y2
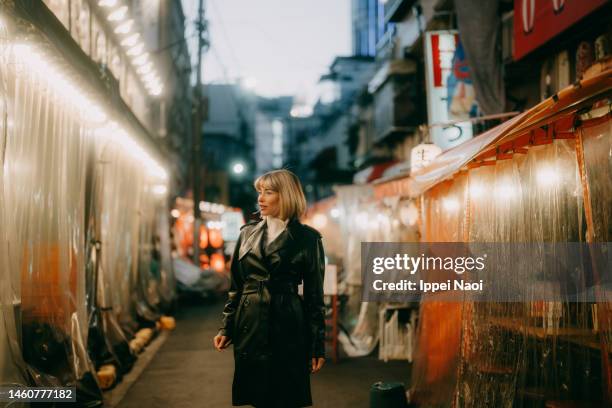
[{"x1": 373, "y1": 65, "x2": 612, "y2": 199}]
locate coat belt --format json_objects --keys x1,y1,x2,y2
[{"x1": 242, "y1": 280, "x2": 298, "y2": 295}]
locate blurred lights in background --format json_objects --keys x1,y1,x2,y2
[
  {"x1": 356, "y1": 211, "x2": 369, "y2": 230},
  {"x1": 330, "y1": 207, "x2": 340, "y2": 219},
  {"x1": 199, "y1": 201, "x2": 226, "y2": 214},
  {"x1": 232, "y1": 162, "x2": 245, "y2": 174},
  {"x1": 107, "y1": 6, "x2": 128, "y2": 22},
  {"x1": 290, "y1": 105, "x2": 314, "y2": 118},
  {"x1": 114, "y1": 19, "x2": 133, "y2": 34},
  {"x1": 399, "y1": 201, "x2": 419, "y2": 227},
  {"x1": 208, "y1": 228, "x2": 223, "y2": 248},
  {"x1": 152, "y1": 185, "x2": 167, "y2": 196},
  {"x1": 210, "y1": 253, "x2": 226, "y2": 273},
  {"x1": 442, "y1": 198, "x2": 460, "y2": 212},
  {"x1": 199, "y1": 226, "x2": 208, "y2": 249},
  {"x1": 536, "y1": 165, "x2": 560, "y2": 187},
  {"x1": 206, "y1": 221, "x2": 225, "y2": 229},
  {"x1": 98, "y1": 0, "x2": 163, "y2": 96},
  {"x1": 469, "y1": 182, "x2": 484, "y2": 198},
  {"x1": 312, "y1": 213, "x2": 328, "y2": 229},
  {"x1": 98, "y1": 0, "x2": 118, "y2": 6}
]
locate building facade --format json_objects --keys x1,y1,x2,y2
[
  {"x1": 201, "y1": 83, "x2": 256, "y2": 210},
  {"x1": 43, "y1": 0, "x2": 193, "y2": 195},
  {"x1": 351, "y1": 0, "x2": 388, "y2": 57}
]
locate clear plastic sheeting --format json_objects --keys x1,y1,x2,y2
[
  {"x1": 410, "y1": 176, "x2": 467, "y2": 406},
  {"x1": 410, "y1": 112, "x2": 610, "y2": 406},
  {"x1": 333, "y1": 185, "x2": 420, "y2": 357},
  {"x1": 94, "y1": 127, "x2": 171, "y2": 334},
  {"x1": 1, "y1": 36, "x2": 103, "y2": 402},
  {"x1": 0, "y1": 9, "x2": 175, "y2": 404},
  {"x1": 581, "y1": 115, "x2": 612, "y2": 242},
  {"x1": 580, "y1": 115, "x2": 612, "y2": 401},
  {"x1": 0, "y1": 21, "x2": 28, "y2": 398}
]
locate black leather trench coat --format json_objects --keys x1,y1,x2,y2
[{"x1": 218, "y1": 217, "x2": 326, "y2": 407}]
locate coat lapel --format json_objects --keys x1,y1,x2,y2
[
  {"x1": 238, "y1": 220, "x2": 265, "y2": 261},
  {"x1": 266, "y1": 217, "x2": 299, "y2": 256},
  {"x1": 238, "y1": 218, "x2": 302, "y2": 275}
]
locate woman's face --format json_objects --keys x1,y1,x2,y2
[{"x1": 257, "y1": 186, "x2": 281, "y2": 218}]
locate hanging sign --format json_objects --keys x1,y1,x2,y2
[
  {"x1": 514, "y1": 0, "x2": 608, "y2": 60},
  {"x1": 424, "y1": 31, "x2": 474, "y2": 150}
]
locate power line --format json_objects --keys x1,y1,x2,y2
[
  {"x1": 208, "y1": 0, "x2": 243, "y2": 76},
  {"x1": 209, "y1": 44, "x2": 231, "y2": 82}
]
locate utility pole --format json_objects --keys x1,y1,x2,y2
[{"x1": 192, "y1": 0, "x2": 205, "y2": 265}]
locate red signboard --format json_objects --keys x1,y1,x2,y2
[
  {"x1": 429, "y1": 33, "x2": 459, "y2": 87},
  {"x1": 513, "y1": 0, "x2": 609, "y2": 60}
]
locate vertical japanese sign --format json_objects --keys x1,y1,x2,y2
[{"x1": 424, "y1": 31, "x2": 475, "y2": 150}]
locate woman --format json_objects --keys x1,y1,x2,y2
[{"x1": 213, "y1": 169, "x2": 326, "y2": 407}]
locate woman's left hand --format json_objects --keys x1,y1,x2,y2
[{"x1": 311, "y1": 357, "x2": 325, "y2": 373}]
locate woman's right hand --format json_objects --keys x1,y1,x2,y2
[{"x1": 213, "y1": 334, "x2": 231, "y2": 351}]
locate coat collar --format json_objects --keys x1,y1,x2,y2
[{"x1": 238, "y1": 216, "x2": 301, "y2": 261}]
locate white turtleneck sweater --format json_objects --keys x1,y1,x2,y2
[{"x1": 265, "y1": 215, "x2": 289, "y2": 246}]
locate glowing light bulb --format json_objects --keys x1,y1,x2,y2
[
  {"x1": 98, "y1": 0, "x2": 118, "y2": 7},
  {"x1": 114, "y1": 19, "x2": 133, "y2": 34},
  {"x1": 469, "y1": 182, "x2": 484, "y2": 198},
  {"x1": 107, "y1": 6, "x2": 128, "y2": 22},
  {"x1": 536, "y1": 165, "x2": 559, "y2": 187},
  {"x1": 153, "y1": 184, "x2": 167, "y2": 195},
  {"x1": 127, "y1": 42, "x2": 144, "y2": 56},
  {"x1": 132, "y1": 52, "x2": 149, "y2": 65},
  {"x1": 442, "y1": 198, "x2": 460, "y2": 212},
  {"x1": 121, "y1": 33, "x2": 140, "y2": 47},
  {"x1": 137, "y1": 62, "x2": 153, "y2": 75}
]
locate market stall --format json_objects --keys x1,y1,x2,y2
[
  {"x1": 0, "y1": 4, "x2": 176, "y2": 403},
  {"x1": 373, "y1": 64, "x2": 612, "y2": 406},
  {"x1": 312, "y1": 61, "x2": 612, "y2": 405}
]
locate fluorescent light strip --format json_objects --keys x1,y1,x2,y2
[
  {"x1": 102, "y1": 3, "x2": 163, "y2": 96},
  {"x1": 12, "y1": 43, "x2": 167, "y2": 182}
]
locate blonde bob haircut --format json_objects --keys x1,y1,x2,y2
[{"x1": 254, "y1": 169, "x2": 307, "y2": 220}]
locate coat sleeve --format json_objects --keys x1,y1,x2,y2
[
  {"x1": 303, "y1": 235, "x2": 326, "y2": 358},
  {"x1": 218, "y1": 232, "x2": 244, "y2": 338}
]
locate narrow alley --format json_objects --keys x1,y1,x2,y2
[{"x1": 114, "y1": 299, "x2": 409, "y2": 408}]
